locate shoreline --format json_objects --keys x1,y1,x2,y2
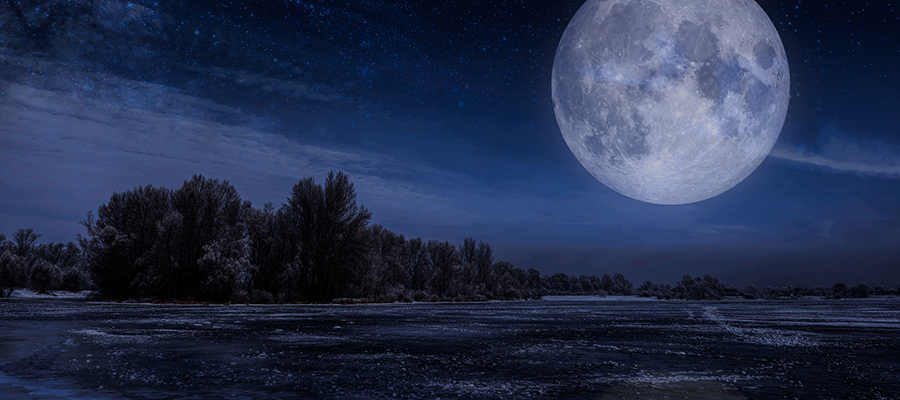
[{"x1": 5, "y1": 289, "x2": 897, "y2": 306}]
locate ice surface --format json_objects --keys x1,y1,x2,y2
[{"x1": 0, "y1": 298, "x2": 898, "y2": 399}]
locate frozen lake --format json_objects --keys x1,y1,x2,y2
[{"x1": 1, "y1": 298, "x2": 899, "y2": 399}]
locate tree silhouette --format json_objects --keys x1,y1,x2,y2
[
  {"x1": 170, "y1": 175, "x2": 247, "y2": 301},
  {"x1": 849, "y1": 282, "x2": 869, "y2": 298},
  {"x1": 673, "y1": 274, "x2": 724, "y2": 300},
  {"x1": 245, "y1": 202, "x2": 291, "y2": 300},
  {"x1": 831, "y1": 283, "x2": 849, "y2": 299},
  {"x1": 13, "y1": 228, "x2": 41, "y2": 258},
  {"x1": 83, "y1": 185, "x2": 171, "y2": 299},
  {"x1": 427, "y1": 240, "x2": 459, "y2": 299},
  {"x1": 0, "y1": 251, "x2": 17, "y2": 297},
  {"x1": 28, "y1": 258, "x2": 60, "y2": 294},
  {"x1": 474, "y1": 240, "x2": 494, "y2": 291},
  {"x1": 406, "y1": 238, "x2": 429, "y2": 293},
  {"x1": 283, "y1": 171, "x2": 372, "y2": 302}
]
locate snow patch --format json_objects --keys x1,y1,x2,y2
[
  {"x1": 270, "y1": 332, "x2": 348, "y2": 344},
  {"x1": 8, "y1": 289, "x2": 91, "y2": 299},
  {"x1": 429, "y1": 378, "x2": 546, "y2": 398},
  {"x1": 703, "y1": 307, "x2": 818, "y2": 348},
  {"x1": 69, "y1": 329, "x2": 154, "y2": 344},
  {"x1": 624, "y1": 372, "x2": 755, "y2": 386},
  {"x1": 542, "y1": 295, "x2": 655, "y2": 301}
]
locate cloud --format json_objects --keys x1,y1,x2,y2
[
  {"x1": 770, "y1": 124, "x2": 900, "y2": 178},
  {"x1": 205, "y1": 66, "x2": 359, "y2": 107},
  {"x1": 0, "y1": 50, "x2": 578, "y2": 243},
  {"x1": 0, "y1": 77, "x2": 474, "y2": 239}
]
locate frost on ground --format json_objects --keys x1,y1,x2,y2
[
  {"x1": 542, "y1": 295, "x2": 655, "y2": 301},
  {"x1": 702, "y1": 306, "x2": 819, "y2": 348},
  {"x1": 1, "y1": 298, "x2": 899, "y2": 399}
]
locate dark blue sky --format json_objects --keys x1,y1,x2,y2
[{"x1": 1, "y1": 0, "x2": 898, "y2": 286}]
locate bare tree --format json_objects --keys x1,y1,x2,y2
[
  {"x1": 13, "y1": 228, "x2": 41, "y2": 258},
  {"x1": 427, "y1": 240, "x2": 459, "y2": 299},
  {"x1": 245, "y1": 202, "x2": 291, "y2": 300},
  {"x1": 406, "y1": 238, "x2": 429, "y2": 292},
  {"x1": 474, "y1": 241, "x2": 494, "y2": 291},
  {"x1": 283, "y1": 171, "x2": 372, "y2": 302},
  {"x1": 378, "y1": 227, "x2": 409, "y2": 291},
  {"x1": 170, "y1": 175, "x2": 247, "y2": 301},
  {"x1": 84, "y1": 185, "x2": 172, "y2": 299},
  {"x1": 458, "y1": 237, "x2": 477, "y2": 286},
  {"x1": 0, "y1": 251, "x2": 18, "y2": 297}
]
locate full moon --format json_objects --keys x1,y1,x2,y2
[{"x1": 552, "y1": 0, "x2": 790, "y2": 205}]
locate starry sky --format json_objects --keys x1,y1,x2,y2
[{"x1": 1, "y1": 0, "x2": 898, "y2": 287}]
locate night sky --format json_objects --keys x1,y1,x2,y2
[{"x1": 1, "y1": 0, "x2": 898, "y2": 287}]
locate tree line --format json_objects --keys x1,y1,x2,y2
[
  {"x1": 0, "y1": 172, "x2": 894, "y2": 303},
  {"x1": 3, "y1": 172, "x2": 542, "y2": 303},
  {"x1": 75, "y1": 172, "x2": 546, "y2": 303},
  {"x1": 633, "y1": 275, "x2": 883, "y2": 300}
]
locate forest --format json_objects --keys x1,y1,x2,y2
[{"x1": 0, "y1": 172, "x2": 889, "y2": 303}]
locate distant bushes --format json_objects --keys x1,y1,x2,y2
[
  {"x1": 634, "y1": 275, "x2": 725, "y2": 300},
  {"x1": 0, "y1": 229, "x2": 93, "y2": 297},
  {"x1": 633, "y1": 275, "x2": 885, "y2": 301},
  {"x1": 534, "y1": 271, "x2": 634, "y2": 297},
  {"x1": 637, "y1": 280, "x2": 674, "y2": 300},
  {"x1": 828, "y1": 282, "x2": 871, "y2": 299},
  {"x1": 673, "y1": 275, "x2": 725, "y2": 300}
]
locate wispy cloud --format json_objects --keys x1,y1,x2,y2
[
  {"x1": 770, "y1": 124, "x2": 900, "y2": 178},
  {"x1": 205, "y1": 66, "x2": 359, "y2": 107},
  {"x1": 0, "y1": 77, "x2": 474, "y2": 239}
]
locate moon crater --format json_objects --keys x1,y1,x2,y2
[{"x1": 553, "y1": 0, "x2": 790, "y2": 205}]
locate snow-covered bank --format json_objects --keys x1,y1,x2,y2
[{"x1": 6, "y1": 289, "x2": 92, "y2": 299}]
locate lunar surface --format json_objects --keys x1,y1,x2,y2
[{"x1": 552, "y1": 0, "x2": 790, "y2": 204}]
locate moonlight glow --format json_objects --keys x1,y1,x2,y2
[{"x1": 552, "y1": 0, "x2": 790, "y2": 205}]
